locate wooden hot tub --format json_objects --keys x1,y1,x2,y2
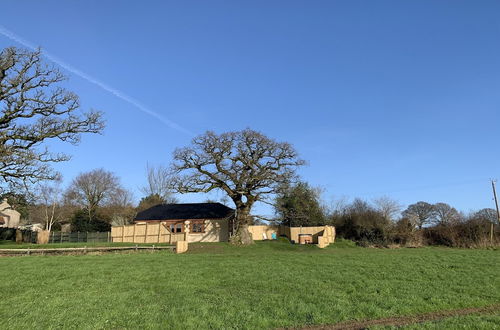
[{"x1": 298, "y1": 234, "x2": 313, "y2": 244}]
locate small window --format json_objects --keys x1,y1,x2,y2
[
  {"x1": 191, "y1": 221, "x2": 204, "y2": 233},
  {"x1": 170, "y1": 223, "x2": 183, "y2": 233}
]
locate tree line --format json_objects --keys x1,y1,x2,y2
[
  {"x1": 274, "y1": 182, "x2": 499, "y2": 247},
  {"x1": 1, "y1": 165, "x2": 177, "y2": 232}
]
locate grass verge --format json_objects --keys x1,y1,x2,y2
[{"x1": 0, "y1": 241, "x2": 172, "y2": 249}]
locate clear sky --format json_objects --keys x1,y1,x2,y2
[{"x1": 1, "y1": 1, "x2": 499, "y2": 217}]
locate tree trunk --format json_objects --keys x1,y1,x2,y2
[
  {"x1": 230, "y1": 206, "x2": 254, "y2": 245},
  {"x1": 231, "y1": 224, "x2": 254, "y2": 245}
]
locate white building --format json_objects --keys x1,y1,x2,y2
[{"x1": 0, "y1": 199, "x2": 21, "y2": 228}]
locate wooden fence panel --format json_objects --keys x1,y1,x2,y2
[
  {"x1": 248, "y1": 225, "x2": 279, "y2": 240},
  {"x1": 48, "y1": 231, "x2": 110, "y2": 244},
  {"x1": 111, "y1": 223, "x2": 178, "y2": 244},
  {"x1": 111, "y1": 226, "x2": 123, "y2": 242}
]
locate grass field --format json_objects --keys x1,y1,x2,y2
[{"x1": 0, "y1": 239, "x2": 498, "y2": 329}]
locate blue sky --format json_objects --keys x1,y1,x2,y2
[{"x1": 1, "y1": 1, "x2": 499, "y2": 217}]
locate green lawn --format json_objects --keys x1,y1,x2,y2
[{"x1": 0, "y1": 240, "x2": 498, "y2": 329}]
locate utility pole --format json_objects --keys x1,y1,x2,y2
[{"x1": 491, "y1": 180, "x2": 500, "y2": 244}]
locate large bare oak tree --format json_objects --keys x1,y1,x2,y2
[
  {"x1": 171, "y1": 129, "x2": 304, "y2": 244},
  {"x1": 430, "y1": 202, "x2": 461, "y2": 225},
  {"x1": 402, "y1": 201, "x2": 434, "y2": 229},
  {"x1": 0, "y1": 47, "x2": 104, "y2": 191}
]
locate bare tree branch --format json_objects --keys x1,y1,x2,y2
[
  {"x1": 140, "y1": 164, "x2": 178, "y2": 203},
  {"x1": 373, "y1": 196, "x2": 402, "y2": 222},
  {"x1": 0, "y1": 47, "x2": 105, "y2": 191}
]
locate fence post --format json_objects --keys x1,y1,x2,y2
[
  {"x1": 145, "y1": 222, "x2": 148, "y2": 243},
  {"x1": 133, "y1": 224, "x2": 137, "y2": 243},
  {"x1": 107, "y1": 231, "x2": 111, "y2": 243},
  {"x1": 60, "y1": 231, "x2": 63, "y2": 243},
  {"x1": 157, "y1": 222, "x2": 161, "y2": 243},
  {"x1": 169, "y1": 225, "x2": 172, "y2": 244}
]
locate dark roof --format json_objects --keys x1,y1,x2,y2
[{"x1": 135, "y1": 203, "x2": 234, "y2": 221}]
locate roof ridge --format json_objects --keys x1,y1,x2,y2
[
  {"x1": 134, "y1": 202, "x2": 234, "y2": 221},
  {"x1": 161, "y1": 202, "x2": 229, "y2": 206}
]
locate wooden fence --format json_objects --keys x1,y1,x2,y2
[
  {"x1": 111, "y1": 223, "x2": 336, "y2": 246},
  {"x1": 248, "y1": 225, "x2": 336, "y2": 247},
  {"x1": 279, "y1": 225, "x2": 333, "y2": 244},
  {"x1": 16, "y1": 229, "x2": 38, "y2": 243},
  {"x1": 48, "y1": 231, "x2": 111, "y2": 244},
  {"x1": 111, "y1": 223, "x2": 184, "y2": 244}
]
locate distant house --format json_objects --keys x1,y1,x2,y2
[
  {"x1": 0, "y1": 199, "x2": 21, "y2": 228},
  {"x1": 134, "y1": 203, "x2": 235, "y2": 242}
]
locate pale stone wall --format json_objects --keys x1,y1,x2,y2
[{"x1": 0, "y1": 199, "x2": 21, "y2": 228}]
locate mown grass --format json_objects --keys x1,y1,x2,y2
[{"x1": 0, "y1": 240, "x2": 498, "y2": 329}]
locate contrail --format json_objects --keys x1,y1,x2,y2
[{"x1": 0, "y1": 25, "x2": 193, "y2": 136}]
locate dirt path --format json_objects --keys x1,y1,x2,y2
[{"x1": 289, "y1": 304, "x2": 500, "y2": 330}]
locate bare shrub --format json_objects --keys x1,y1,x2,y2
[
  {"x1": 333, "y1": 199, "x2": 391, "y2": 246},
  {"x1": 423, "y1": 218, "x2": 499, "y2": 248}
]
